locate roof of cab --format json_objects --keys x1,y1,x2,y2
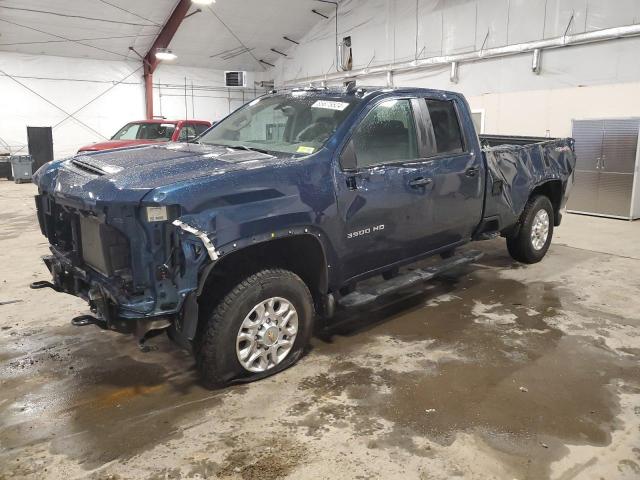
[
  {"x1": 267, "y1": 85, "x2": 462, "y2": 102},
  {"x1": 128, "y1": 119, "x2": 211, "y2": 125}
]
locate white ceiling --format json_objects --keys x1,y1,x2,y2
[{"x1": 0, "y1": 0, "x2": 331, "y2": 70}]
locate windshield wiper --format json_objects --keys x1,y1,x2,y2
[{"x1": 230, "y1": 145, "x2": 272, "y2": 155}]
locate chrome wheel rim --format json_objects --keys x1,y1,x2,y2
[
  {"x1": 236, "y1": 297, "x2": 298, "y2": 373},
  {"x1": 531, "y1": 209, "x2": 550, "y2": 250}
]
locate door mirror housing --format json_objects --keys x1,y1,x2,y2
[{"x1": 340, "y1": 140, "x2": 357, "y2": 171}]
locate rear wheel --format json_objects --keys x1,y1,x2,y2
[
  {"x1": 195, "y1": 269, "x2": 314, "y2": 388},
  {"x1": 506, "y1": 195, "x2": 554, "y2": 264}
]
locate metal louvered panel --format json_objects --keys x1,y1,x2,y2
[
  {"x1": 596, "y1": 173, "x2": 634, "y2": 218},
  {"x1": 224, "y1": 71, "x2": 246, "y2": 87},
  {"x1": 601, "y1": 118, "x2": 640, "y2": 174},
  {"x1": 572, "y1": 119, "x2": 603, "y2": 171}
]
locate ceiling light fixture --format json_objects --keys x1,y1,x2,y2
[
  {"x1": 191, "y1": 0, "x2": 215, "y2": 5},
  {"x1": 155, "y1": 48, "x2": 177, "y2": 61}
]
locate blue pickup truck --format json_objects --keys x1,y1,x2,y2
[{"x1": 33, "y1": 86, "x2": 575, "y2": 387}]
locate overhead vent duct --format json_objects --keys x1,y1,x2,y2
[
  {"x1": 532, "y1": 48, "x2": 542, "y2": 74},
  {"x1": 225, "y1": 71, "x2": 246, "y2": 87},
  {"x1": 338, "y1": 36, "x2": 353, "y2": 71}
]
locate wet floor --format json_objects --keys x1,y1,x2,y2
[{"x1": 1, "y1": 182, "x2": 640, "y2": 479}]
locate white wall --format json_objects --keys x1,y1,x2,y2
[
  {"x1": 0, "y1": 51, "x2": 144, "y2": 159},
  {"x1": 152, "y1": 66, "x2": 263, "y2": 124},
  {"x1": 0, "y1": 51, "x2": 263, "y2": 159},
  {"x1": 271, "y1": 0, "x2": 640, "y2": 137}
]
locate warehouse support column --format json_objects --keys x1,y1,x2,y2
[
  {"x1": 143, "y1": 0, "x2": 192, "y2": 119},
  {"x1": 143, "y1": 68, "x2": 154, "y2": 120}
]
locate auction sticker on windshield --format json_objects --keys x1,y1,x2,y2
[{"x1": 311, "y1": 100, "x2": 350, "y2": 111}]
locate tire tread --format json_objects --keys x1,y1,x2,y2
[
  {"x1": 506, "y1": 195, "x2": 554, "y2": 264},
  {"x1": 195, "y1": 268, "x2": 312, "y2": 388}
]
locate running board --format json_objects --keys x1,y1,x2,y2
[{"x1": 338, "y1": 250, "x2": 484, "y2": 308}]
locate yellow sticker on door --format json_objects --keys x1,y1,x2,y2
[{"x1": 297, "y1": 146, "x2": 315, "y2": 154}]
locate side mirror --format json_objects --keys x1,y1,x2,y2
[{"x1": 340, "y1": 140, "x2": 357, "y2": 171}]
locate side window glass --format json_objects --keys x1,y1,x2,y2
[
  {"x1": 351, "y1": 99, "x2": 418, "y2": 168},
  {"x1": 425, "y1": 99, "x2": 464, "y2": 155},
  {"x1": 194, "y1": 124, "x2": 209, "y2": 135},
  {"x1": 179, "y1": 125, "x2": 196, "y2": 142}
]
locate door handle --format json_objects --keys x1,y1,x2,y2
[
  {"x1": 408, "y1": 177, "x2": 433, "y2": 187},
  {"x1": 465, "y1": 166, "x2": 480, "y2": 177}
]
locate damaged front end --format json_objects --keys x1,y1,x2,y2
[{"x1": 33, "y1": 184, "x2": 213, "y2": 350}]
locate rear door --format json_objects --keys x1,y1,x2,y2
[
  {"x1": 334, "y1": 97, "x2": 442, "y2": 280},
  {"x1": 418, "y1": 96, "x2": 484, "y2": 244}
]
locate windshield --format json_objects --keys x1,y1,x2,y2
[
  {"x1": 111, "y1": 122, "x2": 177, "y2": 141},
  {"x1": 198, "y1": 94, "x2": 359, "y2": 154}
]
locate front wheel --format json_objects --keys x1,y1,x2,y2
[
  {"x1": 195, "y1": 269, "x2": 314, "y2": 388},
  {"x1": 506, "y1": 195, "x2": 554, "y2": 264}
]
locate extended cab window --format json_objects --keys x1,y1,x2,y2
[
  {"x1": 352, "y1": 99, "x2": 418, "y2": 168},
  {"x1": 425, "y1": 99, "x2": 464, "y2": 155}
]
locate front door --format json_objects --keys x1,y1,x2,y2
[{"x1": 334, "y1": 97, "x2": 440, "y2": 280}]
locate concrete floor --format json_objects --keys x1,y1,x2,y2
[{"x1": 1, "y1": 180, "x2": 639, "y2": 480}]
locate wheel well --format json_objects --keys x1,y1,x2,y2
[
  {"x1": 531, "y1": 180, "x2": 562, "y2": 225},
  {"x1": 198, "y1": 235, "x2": 328, "y2": 316}
]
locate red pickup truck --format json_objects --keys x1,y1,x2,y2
[{"x1": 78, "y1": 119, "x2": 212, "y2": 153}]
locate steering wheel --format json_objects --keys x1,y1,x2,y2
[{"x1": 295, "y1": 122, "x2": 330, "y2": 142}]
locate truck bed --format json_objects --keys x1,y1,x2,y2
[{"x1": 481, "y1": 137, "x2": 576, "y2": 232}]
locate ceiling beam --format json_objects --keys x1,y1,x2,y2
[{"x1": 143, "y1": 0, "x2": 192, "y2": 119}]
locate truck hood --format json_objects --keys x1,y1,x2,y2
[
  {"x1": 34, "y1": 143, "x2": 284, "y2": 207},
  {"x1": 77, "y1": 139, "x2": 162, "y2": 152}
]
